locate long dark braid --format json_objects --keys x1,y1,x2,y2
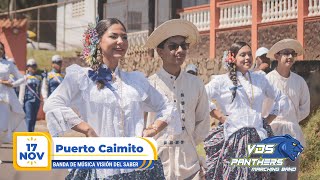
[
  {"x1": 228, "y1": 63, "x2": 238, "y2": 102},
  {"x1": 90, "y1": 18, "x2": 127, "y2": 90},
  {"x1": 228, "y1": 42, "x2": 251, "y2": 102}
]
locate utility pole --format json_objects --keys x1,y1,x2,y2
[
  {"x1": 37, "y1": 8, "x2": 40, "y2": 48},
  {"x1": 148, "y1": 0, "x2": 155, "y2": 57},
  {"x1": 8, "y1": 0, "x2": 13, "y2": 20}
]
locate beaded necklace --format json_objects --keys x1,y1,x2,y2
[{"x1": 238, "y1": 71, "x2": 255, "y2": 108}]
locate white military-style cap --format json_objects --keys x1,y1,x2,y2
[
  {"x1": 52, "y1": 54, "x2": 62, "y2": 63},
  {"x1": 27, "y1": 58, "x2": 37, "y2": 66}
]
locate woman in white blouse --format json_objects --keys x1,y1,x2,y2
[
  {"x1": 0, "y1": 42, "x2": 26, "y2": 164},
  {"x1": 43, "y1": 18, "x2": 171, "y2": 179},
  {"x1": 204, "y1": 42, "x2": 287, "y2": 180}
]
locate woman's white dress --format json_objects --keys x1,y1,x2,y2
[
  {"x1": 44, "y1": 64, "x2": 173, "y2": 178},
  {"x1": 0, "y1": 58, "x2": 26, "y2": 142}
]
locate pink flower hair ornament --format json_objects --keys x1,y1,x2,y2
[
  {"x1": 222, "y1": 50, "x2": 237, "y2": 70},
  {"x1": 81, "y1": 22, "x2": 100, "y2": 66}
]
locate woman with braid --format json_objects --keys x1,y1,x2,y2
[
  {"x1": 204, "y1": 42, "x2": 288, "y2": 179},
  {"x1": 43, "y1": 18, "x2": 173, "y2": 179}
]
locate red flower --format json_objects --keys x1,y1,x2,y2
[
  {"x1": 225, "y1": 51, "x2": 236, "y2": 63},
  {"x1": 85, "y1": 34, "x2": 90, "y2": 45}
]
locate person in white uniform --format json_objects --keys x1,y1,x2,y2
[
  {"x1": 263, "y1": 39, "x2": 310, "y2": 180},
  {"x1": 43, "y1": 18, "x2": 173, "y2": 179},
  {"x1": 0, "y1": 42, "x2": 26, "y2": 164},
  {"x1": 145, "y1": 19, "x2": 210, "y2": 180}
]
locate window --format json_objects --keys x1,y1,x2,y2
[
  {"x1": 182, "y1": 0, "x2": 209, "y2": 8},
  {"x1": 72, "y1": 0, "x2": 85, "y2": 17},
  {"x1": 128, "y1": 11, "x2": 142, "y2": 31}
]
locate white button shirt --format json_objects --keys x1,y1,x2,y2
[
  {"x1": 147, "y1": 68, "x2": 210, "y2": 179},
  {"x1": 263, "y1": 70, "x2": 310, "y2": 146}
]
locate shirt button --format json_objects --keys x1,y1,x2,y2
[{"x1": 174, "y1": 100, "x2": 176, "y2": 102}]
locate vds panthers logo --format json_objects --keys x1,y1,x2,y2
[{"x1": 260, "y1": 134, "x2": 303, "y2": 161}]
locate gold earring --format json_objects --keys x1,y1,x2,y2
[{"x1": 96, "y1": 46, "x2": 102, "y2": 62}]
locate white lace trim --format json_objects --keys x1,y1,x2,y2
[{"x1": 46, "y1": 107, "x2": 83, "y2": 137}]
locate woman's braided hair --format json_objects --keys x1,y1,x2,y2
[{"x1": 227, "y1": 42, "x2": 251, "y2": 102}]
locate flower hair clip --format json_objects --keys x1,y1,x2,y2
[
  {"x1": 222, "y1": 50, "x2": 236, "y2": 70},
  {"x1": 81, "y1": 20, "x2": 100, "y2": 66},
  {"x1": 224, "y1": 50, "x2": 236, "y2": 63}
]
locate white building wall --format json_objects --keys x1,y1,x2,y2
[
  {"x1": 56, "y1": 0, "x2": 98, "y2": 51},
  {"x1": 156, "y1": 0, "x2": 171, "y2": 26}
]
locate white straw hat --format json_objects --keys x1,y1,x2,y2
[
  {"x1": 267, "y1": 39, "x2": 303, "y2": 59},
  {"x1": 145, "y1": 19, "x2": 200, "y2": 49}
]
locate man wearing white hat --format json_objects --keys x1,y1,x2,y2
[
  {"x1": 19, "y1": 59, "x2": 43, "y2": 132},
  {"x1": 185, "y1": 64, "x2": 198, "y2": 76},
  {"x1": 254, "y1": 47, "x2": 271, "y2": 74},
  {"x1": 263, "y1": 39, "x2": 310, "y2": 180},
  {"x1": 145, "y1": 19, "x2": 210, "y2": 180},
  {"x1": 41, "y1": 55, "x2": 64, "y2": 101}
]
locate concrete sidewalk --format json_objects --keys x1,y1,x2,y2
[{"x1": 0, "y1": 120, "x2": 83, "y2": 180}]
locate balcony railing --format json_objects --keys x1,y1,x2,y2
[
  {"x1": 308, "y1": 0, "x2": 320, "y2": 16},
  {"x1": 219, "y1": 2, "x2": 252, "y2": 28},
  {"x1": 261, "y1": 0, "x2": 298, "y2": 22},
  {"x1": 179, "y1": 6, "x2": 210, "y2": 31},
  {"x1": 177, "y1": 0, "x2": 320, "y2": 31},
  {"x1": 127, "y1": 30, "x2": 149, "y2": 52}
]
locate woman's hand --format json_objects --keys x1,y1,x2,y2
[
  {"x1": 265, "y1": 114, "x2": 277, "y2": 124},
  {"x1": 142, "y1": 128, "x2": 157, "y2": 137},
  {"x1": 210, "y1": 109, "x2": 226, "y2": 123},
  {"x1": 0, "y1": 80, "x2": 13, "y2": 87},
  {"x1": 71, "y1": 122, "x2": 98, "y2": 137},
  {"x1": 85, "y1": 128, "x2": 98, "y2": 137},
  {"x1": 218, "y1": 116, "x2": 226, "y2": 123}
]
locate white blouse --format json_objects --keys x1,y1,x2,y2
[
  {"x1": 0, "y1": 58, "x2": 26, "y2": 141},
  {"x1": 44, "y1": 64, "x2": 174, "y2": 177},
  {"x1": 263, "y1": 70, "x2": 310, "y2": 146},
  {"x1": 206, "y1": 71, "x2": 288, "y2": 140},
  {"x1": 0, "y1": 58, "x2": 25, "y2": 103}
]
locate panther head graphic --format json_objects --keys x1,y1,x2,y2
[{"x1": 260, "y1": 134, "x2": 303, "y2": 161}]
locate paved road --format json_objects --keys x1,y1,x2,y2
[{"x1": 0, "y1": 120, "x2": 83, "y2": 180}]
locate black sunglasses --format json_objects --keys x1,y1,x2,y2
[
  {"x1": 277, "y1": 51, "x2": 298, "y2": 57},
  {"x1": 167, "y1": 43, "x2": 190, "y2": 51}
]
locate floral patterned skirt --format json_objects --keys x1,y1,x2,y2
[
  {"x1": 65, "y1": 159, "x2": 165, "y2": 180},
  {"x1": 204, "y1": 120, "x2": 273, "y2": 180}
]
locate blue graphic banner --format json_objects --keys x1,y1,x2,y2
[{"x1": 52, "y1": 160, "x2": 155, "y2": 169}]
